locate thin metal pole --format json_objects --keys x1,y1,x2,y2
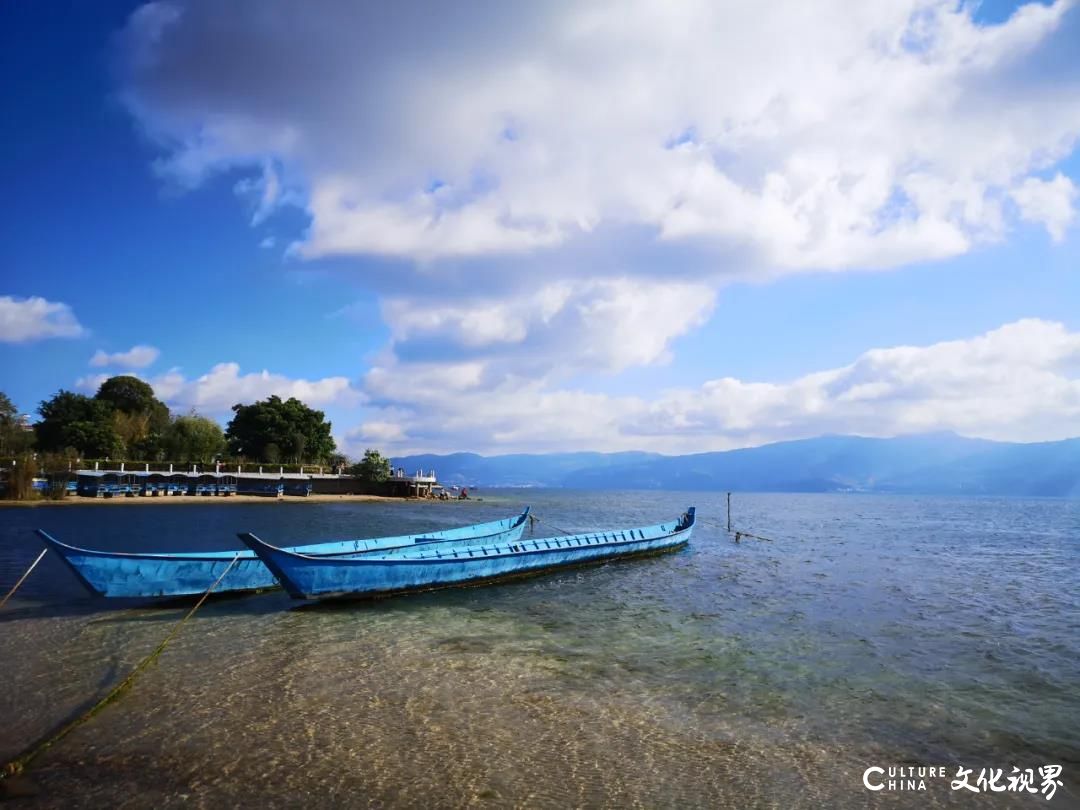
[
  {"x1": 726, "y1": 492, "x2": 731, "y2": 533},
  {"x1": 0, "y1": 549, "x2": 48, "y2": 609}
]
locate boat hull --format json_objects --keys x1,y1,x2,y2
[
  {"x1": 41, "y1": 546, "x2": 276, "y2": 598},
  {"x1": 241, "y1": 508, "x2": 695, "y2": 600},
  {"x1": 36, "y1": 509, "x2": 530, "y2": 598}
]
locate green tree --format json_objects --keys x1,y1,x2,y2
[
  {"x1": 0, "y1": 392, "x2": 15, "y2": 428},
  {"x1": 349, "y1": 449, "x2": 391, "y2": 483},
  {"x1": 95, "y1": 376, "x2": 170, "y2": 458},
  {"x1": 95, "y1": 376, "x2": 159, "y2": 414},
  {"x1": 35, "y1": 391, "x2": 121, "y2": 458},
  {"x1": 163, "y1": 414, "x2": 226, "y2": 463},
  {"x1": 288, "y1": 432, "x2": 306, "y2": 464},
  {"x1": 225, "y1": 396, "x2": 336, "y2": 464},
  {"x1": 112, "y1": 410, "x2": 152, "y2": 455},
  {"x1": 4, "y1": 453, "x2": 38, "y2": 500},
  {"x1": 0, "y1": 392, "x2": 34, "y2": 455}
]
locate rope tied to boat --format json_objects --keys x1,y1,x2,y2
[
  {"x1": 527, "y1": 513, "x2": 577, "y2": 538},
  {"x1": 0, "y1": 553, "x2": 242, "y2": 785},
  {"x1": 696, "y1": 516, "x2": 776, "y2": 543},
  {"x1": 733, "y1": 530, "x2": 773, "y2": 543},
  {"x1": 0, "y1": 549, "x2": 48, "y2": 610}
]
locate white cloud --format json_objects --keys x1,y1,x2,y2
[
  {"x1": 353, "y1": 420, "x2": 408, "y2": 444},
  {"x1": 89, "y1": 344, "x2": 161, "y2": 369},
  {"x1": 235, "y1": 161, "x2": 287, "y2": 226},
  {"x1": 73, "y1": 363, "x2": 361, "y2": 422},
  {"x1": 115, "y1": 2, "x2": 1080, "y2": 456},
  {"x1": 148, "y1": 362, "x2": 361, "y2": 416},
  {"x1": 365, "y1": 361, "x2": 489, "y2": 402},
  {"x1": 1011, "y1": 173, "x2": 1078, "y2": 241},
  {"x1": 119, "y1": 0, "x2": 1080, "y2": 271},
  {"x1": 346, "y1": 319, "x2": 1080, "y2": 455},
  {"x1": 347, "y1": 379, "x2": 645, "y2": 455},
  {"x1": 0, "y1": 295, "x2": 86, "y2": 343},
  {"x1": 380, "y1": 278, "x2": 715, "y2": 376},
  {"x1": 632, "y1": 319, "x2": 1080, "y2": 445},
  {"x1": 74, "y1": 373, "x2": 112, "y2": 393}
]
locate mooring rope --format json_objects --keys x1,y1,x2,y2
[
  {"x1": 733, "y1": 530, "x2": 773, "y2": 543},
  {"x1": 696, "y1": 516, "x2": 776, "y2": 543},
  {"x1": 528, "y1": 513, "x2": 577, "y2": 538},
  {"x1": 697, "y1": 517, "x2": 729, "y2": 532},
  {"x1": 0, "y1": 554, "x2": 241, "y2": 782},
  {"x1": 0, "y1": 549, "x2": 48, "y2": 610},
  {"x1": 533, "y1": 511, "x2": 777, "y2": 544}
]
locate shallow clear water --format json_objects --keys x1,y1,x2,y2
[{"x1": 1, "y1": 492, "x2": 1077, "y2": 808}]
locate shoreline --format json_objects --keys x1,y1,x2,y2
[{"x1": 0, "y1": 493, "x2": 473, "y2": 508}]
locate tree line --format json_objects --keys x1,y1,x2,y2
[{"x1": 2, "y1": 376, "x2": 352, "y2": 466}]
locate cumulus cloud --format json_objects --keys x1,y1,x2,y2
[
  {"x1": 632, "y1": 319, "x2": 1080, "y2": 445},
  {"x1": 347, "y1": 378, "x2": 645, "y2": 455},
  {"x1": 380, "y1": 278, "x2": 715, "y2": 377},
  {"x1": 150, "y1": 362, "x2": 361, "y2": 415},
  {"x1": 74, "y1": 373, "x2": 111, "y2": 393},
  {"x1": 119, "y1": 0, "x2": 1080, "y2": 271},
  {"x1": 90, "y1": 344, "x2": 160, "y2": 368},
  {"x1": 115, "y1": 2, "x2": 1080, "y2": 455},
  {"x1": 0, "y1": 295, "x2": 86, "y2": 343},
  {"x1": 77, "y1": 362, "x2": 361, "y2": 417},
  {"x1": 1011, "y1": 173, "x2": 1078, "y2": 241},
  {"x1": 346, "y1": 319, "x2": 1080, "y2": 455}
]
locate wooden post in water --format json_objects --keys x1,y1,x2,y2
[{"x1": 726, "y1": 492, "x2": 731, "y2": 533}]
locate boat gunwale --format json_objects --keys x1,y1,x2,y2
[
  {"x1": 242, "y1": 510, "x2": 695, "y2": 569},
  {"x1": 308, "y1": 509, "x2": 530, "y2": 558},
  {"x1": 36, "y1": 530, "x2": 258, "y2": 562},
  {"x1": 33, "y1": 508, "x2": 531, "y2": 563}
]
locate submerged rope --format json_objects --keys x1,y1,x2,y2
[
  {"x1": 734, "y1": 530, "x2": 773, "y2": 543},
  {"x1": 696, "y1": 516, "x2": 776, "y2": 543},
  {"x1": 0, "y1": 554, "x2": 241, "y2": 782},
  {"x1": 0, "y1": 549, "x2": 48, "y2": 610}
]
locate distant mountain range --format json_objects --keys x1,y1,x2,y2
[{"x1": 391, "y1": 433, "x2": 1080, "y2": 496}]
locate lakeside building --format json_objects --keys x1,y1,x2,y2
[
  {"x1": 67, "y1": 463, "x2": 439, "y2": 498},
  {"x1": 387, "y1": 467, "x2": 438, "y2": 498}
]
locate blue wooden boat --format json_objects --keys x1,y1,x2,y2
[
  {"x1": 35, "y1": 508, "x2": 530, "y2": 598},
  {"x1": 240, "y1": 507, "x2": 695, "y2": 600}
]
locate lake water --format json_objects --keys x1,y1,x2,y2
[{"x1": 0, "y1": 491, "x2": 1077, "y2": 808}]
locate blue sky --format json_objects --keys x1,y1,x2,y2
[{"x1": 2, "y1": 0, "x2": 1079, "y2": 456}]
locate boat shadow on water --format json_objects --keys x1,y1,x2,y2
[
  {"x1": 0, "y1": 588, "x2": 292, "y2": 624},
  {"x1": 1, "y1": 547, "x2": 694, "y2": 625}
]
